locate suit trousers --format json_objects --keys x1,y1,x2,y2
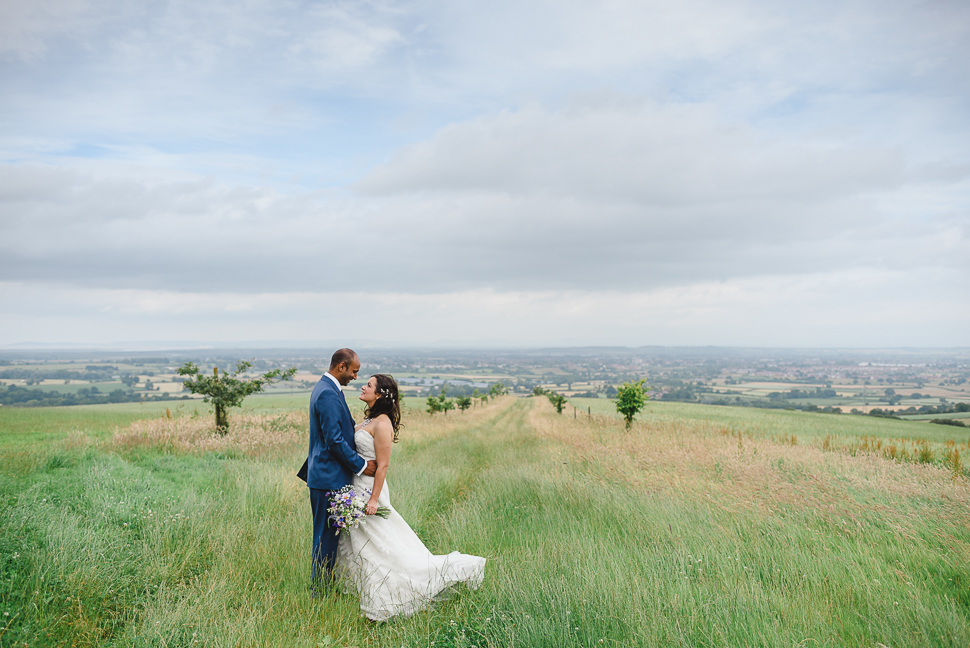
[{"x1": 309, "y1": 487, "x2": 339, "y2": 587}]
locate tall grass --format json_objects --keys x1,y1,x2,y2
[
  {"x1": 572, "y1": 397, "x2": 970, "y2": 444},
  {"x1": 572, "y1": 397, "x2": 970, "y2": 478},
  {"x1": 1, "y1": 397, "x2": 968, "y2": 647},
  {"x1": 0, "y1": 402, "x2": 178, "y2": 448}
]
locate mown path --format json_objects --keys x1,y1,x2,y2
[{"x1": 391, "y1": 397, "x2": 532, "y2": 542}]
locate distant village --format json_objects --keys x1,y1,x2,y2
[{"x1": 1, "y1": 348, "x2": 968, "y2": 421}]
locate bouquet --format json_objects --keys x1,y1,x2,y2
[{"x1": 327, "y1": 485, "x2": 391, "y2": 535}]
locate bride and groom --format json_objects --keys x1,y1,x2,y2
[{"x1": 298, "y1": 348, "x2": 486, "y2": 622}]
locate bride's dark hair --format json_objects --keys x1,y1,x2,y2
[{"x1": 365, "y1": 374, "x2": 403, "y2": 442}]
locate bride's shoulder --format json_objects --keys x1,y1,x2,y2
[
  {"x1": 358, "y1": 413, "x2": 391, "y2": 431},
  {"x1": 372, "y1": 412, "x2": 392, "y2": 425},
  {"x1": 371, "y1": 413, "x2": 393, "y2": 433}
]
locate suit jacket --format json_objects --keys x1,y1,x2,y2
[{"x1": 298, "y1": 374, "x2": 366, "y2": 490}]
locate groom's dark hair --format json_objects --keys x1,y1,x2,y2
[{"x1": 329, "y1": 348, "x2": 358, "y2": 369}]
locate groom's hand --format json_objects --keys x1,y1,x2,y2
[{"x1": 362, "y1": 460, "x2": 378, "y2": 476}]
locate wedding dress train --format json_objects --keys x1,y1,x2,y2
[{"x1": 336, "y1": 426, "x2": 486, "y2": 621}]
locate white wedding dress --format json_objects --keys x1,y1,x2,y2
[{"x1": 336, "y1": 425, "x2": 486, "y2": 622}]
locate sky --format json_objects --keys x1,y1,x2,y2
[{"x1": 1, "y1": 0, "x2": 968, "y2": 348}]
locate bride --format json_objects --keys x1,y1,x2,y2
[{"x1": 336, "y1": 374, "x2": 486, "y2": 622}]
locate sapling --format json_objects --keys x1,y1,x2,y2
[
  {"x1": 615, "y1": 379, "x2": 649, "y2": 429},
  {"x1": 177, "y1": 360, "x2": 296, "y2": 432}
]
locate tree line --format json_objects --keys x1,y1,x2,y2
[
  {"x1": 425, "y1": 383, "x2": 508, "y2": 415},
  {"x1": 0, "y1": 366, "x2": 125, "y2": 383},
  {"x1": 0, "y1": 384, "x2": 189, "y2": 408}
]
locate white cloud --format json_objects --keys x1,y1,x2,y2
[
  {"x1": 358, "y1": 98, "x2": 907, "y2": 204},
  {"x1": 1, "y1": 93, "x2": 965, "y2": 298},
  {"x1": 291, "y1": 5, "x2": 404, "y2": 70},
  {"x1": 475, "y1": 0, "x2": 767, "y2": 70},
  {"x1": 0, "y1": 0, "x2": 99, "y2": 61},
  {"x1": 2, "y1": 269, "x2": 967, "y2": 347},
  {"x1": 1, "y1": 0, "x2": 968, "y2": 346}
]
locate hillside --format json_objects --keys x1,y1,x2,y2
[{"x1": 1, "y1": 397, "x2": 967, "y2": 646}]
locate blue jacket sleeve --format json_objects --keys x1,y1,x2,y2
[{"x1": 315, "y1": 391, "x2": 366, "y2": 474}]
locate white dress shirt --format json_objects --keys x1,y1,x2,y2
[{"x1": 324, "y1": 372, "x2": 366, "y2": 476}]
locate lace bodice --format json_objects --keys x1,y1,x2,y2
[
  {"x1": 351, "y1": 420, "x2": 387, "y2": 506},
  {"x1": 354, "y1": 427, "x2": 377, "y2": 461},
  {"x1": 354, "y1": 418, "x2": 377, "y2": 460}
]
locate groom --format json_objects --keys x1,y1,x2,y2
[{"x1": 298, "y1": 347, "x2": 377, "y2": 590}]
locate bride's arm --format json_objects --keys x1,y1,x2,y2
[{"x1": 365, "y1": 417, "x2": 393, "y2": 515}]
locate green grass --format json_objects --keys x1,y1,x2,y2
[
  {"x1": 0, "y1": 402, "x2": 185, "y2": 449},
  {"x1": 0, "y1": 396, "x2": 305, "y2": 449},
  {"x1": 0, "y1": 393, "x2": 434, "y2": 450},
  {"x1": 901, "y1": 412, "x2": 970, "y2": 421},
  {"x1": 569, "y1": 396, "x2": 970, "y2": 445},
  {"x1": 1, "y1": 398, "x2": 968, "y2": 646}
]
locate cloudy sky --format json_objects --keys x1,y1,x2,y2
[{"x1": 1, "y1": 0, "x2": 968, "y2": 348}]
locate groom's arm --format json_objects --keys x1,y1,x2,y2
[{"x1": 315, "y1": 391, "x2": 368, "y2": 475}]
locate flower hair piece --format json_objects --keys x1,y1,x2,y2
[{"x1": 367, "y1": 374, "x2": 402, "y2": 441}]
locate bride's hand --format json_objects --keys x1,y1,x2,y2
[{"x1": 365, "y1": 498, "x2": 379, "y2": 515}]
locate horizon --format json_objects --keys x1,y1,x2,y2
[{"x1": 2, "y1": 341, "x2": 968, "y2": 361}]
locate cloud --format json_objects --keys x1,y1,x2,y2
[
  {"x1": 358, "y1": 98, "x2": 907, "y2": 203},
  {"x1": 2, "y1": 268, "x2": 967, "y2": 347},
  {"x1": 1, "y1": 0, "x2": 968, "y2": 346},
  {"x1": 0, "y1": 0, "x2": 101, "y2": 62},
  {"x1": 290, "y1": 5, "x2": 404, "y2": 70},
  {"x1": 353, "y1": 99, "x2": 963, "y2": 285},
  {"x1": 0, "y1": 0, "x2": 415, "y2": 163},
  {"x1": 0, "y1": 96, "x2": 964, "y2": 297}
]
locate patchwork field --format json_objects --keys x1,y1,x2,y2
[{"x1": 1, "y1": 396, "x2": 968, "y2": 647}]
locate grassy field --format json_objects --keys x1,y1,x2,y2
[
  {"x1": 570, "y1": 397, "x2": 970, "y2": 458},
  {"x1": 1, "y1": 397, "x2": 968, "y2": 646},
  {"x1": 901, "y1": 412, "x2": 970, "y2": 422},
  {"x1": 0, "y1": 394, "x2": 433, "y2": 449},
  {"x1": 0, "y1": 402, "x2": 183, "y2": 449}
]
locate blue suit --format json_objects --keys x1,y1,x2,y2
[{"x1": 299, "y1": 374, "x2": 366, "y2": 586}]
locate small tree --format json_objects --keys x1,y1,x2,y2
[
  {"x1": 456, "y1": 396, "x2": 472, "y2": 412},
  {"x1": 532, "y1": 386, "x2": 546, "y2": 397},
  {"x1": 177, "y1": 360, "x2": 296, "y2": 432},
  {"x1": 441, "y1": 398, "x2": 455, "y2": 415},
  {"x1": 426, "y1": 396, "x2": 442, "y2": 415},
  {"x1": 615, "y1": 379, "x2": 649, "y2": 429},
  {"x1": 489, "y1": 382, "x2": 508, "y2": 397},
  {"x1": 547, "y1": 392, "x2": 567, "y2": 414}
]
